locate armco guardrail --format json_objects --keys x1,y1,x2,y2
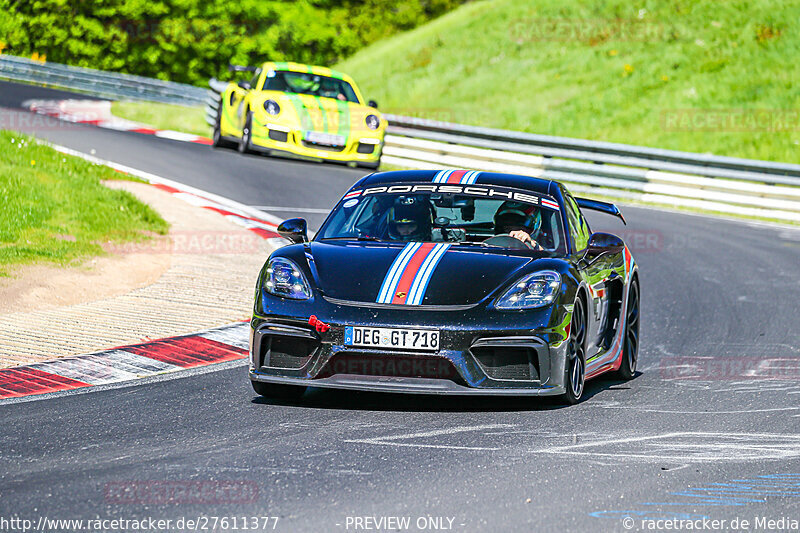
[
  {"x1": 380, "y1": 115, "x2": 800, "y2": 223},
  {"x1": 202, "y1": 79, "x2": 800, "y2": 222},
  {"x1": 0, "y1": 54, "x2": 205, "y2": 106},
  {"x1": 3, "y1": 55, "x2": 797, "y2": 223}
]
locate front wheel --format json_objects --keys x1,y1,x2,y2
[
  {"x1": 613, "y1": 277, "x2": 640, "y2": 380},
  {"x1": 251, "y1": 380, "x2": 307, "y2": 400},
  {"x1": 561, "y1": 295, "x2": 587, "y2": 405},
  {"x1": 238, "y1": 111, "x2": 253, "y2": 154}
]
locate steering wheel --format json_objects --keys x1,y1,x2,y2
[{"x1": 482, "y1": 234, "x2": 534, "y2": 250}]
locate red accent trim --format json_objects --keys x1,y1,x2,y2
[
  {"x1": 391, "y1": 243, "x2": 436, "y2": 304},
  {"x1": 446, "y1": 170, "x2": 468, "y2": 184},
  {"x1": 125, "y1": 336, "x2": 246, "y2": 368},
  {"x1": 308, "y1": 315, "x2": 330, "y2": 333},
  {"x1": 586, "y1": 363, "x2": 616, "y2": 380},
  {"x1": 191, "y1": 138, "x2": 213, "y2": 145},
  {"x1": 0, "y1": 368, "x2": 90, "y2": 399}
]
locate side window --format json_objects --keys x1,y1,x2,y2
[{"x1": 564, "y1": 193, "x2": 591, "y2": 252}]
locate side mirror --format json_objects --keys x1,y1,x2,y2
[
  {"x1": 237, "y1": 80, "x2": 251, "y2": 90},
  {"x1": 586, "y1": 232, "x2": 624, "y2": 258},
  {"x1": 277, "y1": 218, "x2": 308, "y2": 244},
  {"x1": 368, "y1": 99, "x2": 378, "y2": 109}
]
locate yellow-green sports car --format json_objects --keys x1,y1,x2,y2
[{"x1": 212, "y1": 62, "x2": 385, "y2": 168}]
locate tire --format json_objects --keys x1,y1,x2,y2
[
  {"x1": 359, "y1": 156, "x2": 381, "y2": 170},
  {"x1": 211, "y1": 108, "x2": 230, "y2": 149},
  {"x1": 561, "y1": 295, "x2": 587, "y2": 405},
  {"x1": 613, "y1": 277, "x2": 640, "y2": 380},
  {"x1": 251, "y1": 380, "x2": 307, "y2": 400},
  {"x1": 238, "y1": 111, "x2": 253, "y2": 154}
]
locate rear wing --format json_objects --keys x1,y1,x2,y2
[{"x1": 575, "y1": 197, "x2": 626, "y2": 225}]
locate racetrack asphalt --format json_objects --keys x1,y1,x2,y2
[{"x1": 1, "y1": 81, "x2": 799, "y2": 532}]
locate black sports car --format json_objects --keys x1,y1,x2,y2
[{"x1": 249, "y1": 170, "x2": 639, "y2": 403}]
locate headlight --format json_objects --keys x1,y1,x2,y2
[
  {"x1": 365, "y1": 114, "x2": 380, "y2": 130},
  {"x1": 495, "y1": 271, "x2": 561, "y2": 310},
  {"x1": 263, "y1": 257, "x2": 312, "y2": 300},
  {"x1": 264, "y1": 100, "x2": 280, "y2": 116}
]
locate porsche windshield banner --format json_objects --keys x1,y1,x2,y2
[{"x1": 341, "y1": 182, "x2": 560, "y2": 211}]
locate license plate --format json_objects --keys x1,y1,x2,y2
[
  {"x1": 344, "y1": 326, "x2": 440, "y2": 351},
  {"x1": 305, "y1": 131, "x2": 345, "y2": 146}
]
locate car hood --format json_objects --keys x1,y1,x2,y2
[
  {"x1": 308, "y1": 242, "x2": 532, "y2": 306},
  {"x1": 260, "y1": 91, "x2": 378, "y2": 135}
]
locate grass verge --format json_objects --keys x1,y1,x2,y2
[
  {"x1": 0, "y1": 130, "x2": 169, "y2": 275},
  {"x1": 340, "y1": 0, "x2": 800, "y2": 164},
  {"x1": 111, "y1": 101, "x2": 210, "y2": 138}
]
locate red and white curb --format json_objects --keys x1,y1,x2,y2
[
  {"x1": 48, "y1": 142, "x2": 289, "y2": 248},
  {"x1": 23, "y1": 99, "x2": 213, "y2": 145},
  {"x1": 0, "y1": 323, "x2": 249, "y2": 400},
  {"x1": 0, "y1": 143, "x2": 292, "y2": 400}
]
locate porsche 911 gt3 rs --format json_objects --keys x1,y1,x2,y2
[
  {"x1": 249, "y1": 170, "x2": 639, "y2": 404},
  {"x1": 212, "y1": 61, "x2": 384, "y2": 168}
]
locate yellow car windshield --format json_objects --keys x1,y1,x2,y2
[{"x1": 264, "y1": 71, "x2": 360, "y2": 103}]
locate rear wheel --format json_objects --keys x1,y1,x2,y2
[
  {"x1": 238, "y1": 111, "x2": 253, "y2": 154},
  {"x1": 613, "y1": 277, "x2": 640, "y2": 380},
  {"x1": 561, "y1": 295, "x2": 587, "y2": 405},
  {"x1": 251, "y1": 380, "x2": 307, "y2": 400},
  {"x1": 212, "y1": 108, "x2": 232, "y2": 149}
]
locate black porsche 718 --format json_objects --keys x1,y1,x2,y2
[{"x1": 249, "y1": 170, "x2": 639, "y2": 403}]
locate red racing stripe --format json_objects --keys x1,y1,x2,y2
[
  {"x1": 391, "y1": 243, "x2": 436, "y2": 304},
  {"x1": 0, "y1": 368, "x2": 90, "y2": 399},
  {"x1": 446, "y1": 170, "x2": 468, "y2": 184},
  {"x1": 124, "y1": 336, "x2": 247, "y2": 368}
]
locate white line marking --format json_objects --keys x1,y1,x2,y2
[
  {"x1": 250, "y1": 206, "x2": 331, "y2": 213},
  {"x1": 345, "y1": 423, "x2": 516, "y2": 451},
  {"x1": 534, "y1": 432, "x2": 800, "y2": 463},
  {"x1": 44, "y1": 142, "x2": 285, "y2": 226}
]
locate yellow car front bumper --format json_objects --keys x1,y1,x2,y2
[{"x1": 250, "y1": 119, "x2": 383, "y2": 166}]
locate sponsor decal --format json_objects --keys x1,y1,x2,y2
[
  {"x1": 342, "y1": 190, "x2": 362, "y2": 200},
  {"x1": 357, "y1": 183, "x2": 545, "y2": 206},
  {"x1": 342, "y1": 198, "x2": 359, "y2": 208},
  {"x1": 377, "y1": 242, "x2": 451, "y2": 305},
  {"x1": 541, "y1": 198, "x2": 560, "y2": 210}
]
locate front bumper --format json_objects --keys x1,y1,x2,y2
[
  {"x1": 249, "y1": 296, "x2": 572, "y2": 396},
  {"x1": 249, "y1": 120, "x2": 383, "y2": 165}
]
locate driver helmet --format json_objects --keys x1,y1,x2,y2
[
  {"x1": 493, "y1": 201, "x2": 542, "y2": 236},
  {"x1": 387, "y1": 197, "x2": 432, "y2": 241}
]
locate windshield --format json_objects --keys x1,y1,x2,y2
[
  {"x1": 263, "y1": 70, "x2": 360, "y2": 103},
  {"x1": 317, "y1": 187, "x2": 567, "y2": 254}
]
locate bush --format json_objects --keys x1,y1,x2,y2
[{"x1": 0, "y1": 0, "x2": 465, "y2": 86}]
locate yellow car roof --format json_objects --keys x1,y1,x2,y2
[{"x1": 259, "y1": 62, "x2": 355, "y2": 84}]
